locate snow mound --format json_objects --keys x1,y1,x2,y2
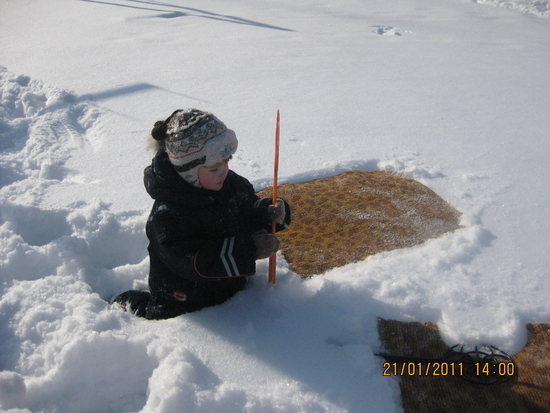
[
  {"x1": 0, "y1": 67, "x2": 150, "y2": 299},
  {"x1": 473, "y1": 0, "x2": 550, "y2": 16},
  {"x1": 0, "y1": 66, "x2": 102, "y2": 187}
]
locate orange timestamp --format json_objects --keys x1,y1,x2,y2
[
  {"x1": 383, "y1": 361, "x2": 465, "y2": 376},
  {"x1": 382, "y1": 361, "x2": 516, "y2": 378}
]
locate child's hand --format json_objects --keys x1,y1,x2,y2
[
  {"x1": 268, "y1": 198, "x2": 286, "y2": 225},
  {"x1": 252, "y1": 230, "x2": 280, "y2": 259}
]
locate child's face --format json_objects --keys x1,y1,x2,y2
[{"x1": 198, "y1": 158, "x2": 230, "y2": 190}]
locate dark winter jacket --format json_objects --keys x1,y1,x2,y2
[{"x1": 143, "y1": 151, "x2": 290, "y2": 315}]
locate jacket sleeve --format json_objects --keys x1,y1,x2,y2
[
  {"x1": 147, "y1": 207, "x2": 257, "y2": 282},
  {"x1": 250, "y1": 197, "x2": 292, "y2": 233},
  {"x1": 228, "y1": 171, "x2": 291, "y2": 234},
  {"x1": 194, "y1": 236, "x2": 257, "y2": 278}
]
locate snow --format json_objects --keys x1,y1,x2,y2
[{"x1": 0, "y1": 0, "x2": 549, "y2": 412}]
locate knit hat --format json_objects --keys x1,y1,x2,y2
[{"x1": 152, "y1": 109, "x2": 238, "y2": 187}]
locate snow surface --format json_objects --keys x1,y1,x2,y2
[{"x1": 1, "y1": 0, "x2": 549, "y2": 412}]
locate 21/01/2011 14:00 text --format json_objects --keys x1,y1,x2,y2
[{"x1": 382, "y1": 362, "x2": 516, "y2": 377}]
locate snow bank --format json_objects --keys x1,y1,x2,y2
[
  {"x1": 473, "y1": 0, "x2": 550, "y2": 16},
  {"x1": 0, "y1": 275, "x2": 154, "y2": 412},
  {"x1": 0, "y1": 66, "x2": 149, "y2": 295}
]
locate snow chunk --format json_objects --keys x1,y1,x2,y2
[{"x1": 473, "y1": 0, "x2": 550, "y2": 16}]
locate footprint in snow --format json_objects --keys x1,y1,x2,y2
[{"x1": 372, "y1": 26, "x2": 408, "y2": 36}]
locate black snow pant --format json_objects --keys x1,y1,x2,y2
[{"x1": 113, "y1": 278, "x2": 246, "y2": 320}]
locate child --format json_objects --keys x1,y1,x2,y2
[{"x1": 113, "y1": 109, "x2": 291, "y2": 320}]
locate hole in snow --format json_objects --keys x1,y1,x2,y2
[{"x1": 0, "y1": 203, "x2": 71, "y2": 246}]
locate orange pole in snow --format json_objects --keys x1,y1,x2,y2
[{"x1": 268, "y1": 110, "x2": 280, "y2": 285}]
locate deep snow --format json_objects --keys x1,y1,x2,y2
[{"x1": 0, "y1": 0, "x2": 549, "y2": 412}]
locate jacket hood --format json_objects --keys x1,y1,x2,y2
[{"x1": 144, "y1": 151, "x2": 228, "y2": 207}]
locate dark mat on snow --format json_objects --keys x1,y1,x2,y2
[
  {"x1": 257, "y1": 170, "x2": 462, "y2": 276},
  {"x1": 377, "y1": 319, "x2": 550, "y2": 413}
]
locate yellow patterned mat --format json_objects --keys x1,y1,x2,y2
[{"x1": 257, "y1": 170, "x2": 461, "y2": 276}]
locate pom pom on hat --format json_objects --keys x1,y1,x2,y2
[
  {"x1": 159, "y1": 109, "x2": 238, "y2": 187},
  {"x1": 151, "y1": 120, "x2": 168, "y2": 142}
]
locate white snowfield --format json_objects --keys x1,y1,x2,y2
[{"x1": 0, "y1": 0, "x2": 549, "y2": 412}]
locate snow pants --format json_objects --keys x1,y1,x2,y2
[{"x1": 113, "y1": 278, "x2": 246, "y2": 320}]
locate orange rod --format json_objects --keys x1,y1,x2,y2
[{"x1": 268, "y1": 110, "x2": 280, "y2": 285}]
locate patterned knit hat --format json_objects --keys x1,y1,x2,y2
[{"x1": 153, "y1": 109, "x2": 238, "y2": 187}]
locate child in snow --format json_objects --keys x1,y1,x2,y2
[{"x1": 113, "y1": 109, "x2": 291, "y2": 320}]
